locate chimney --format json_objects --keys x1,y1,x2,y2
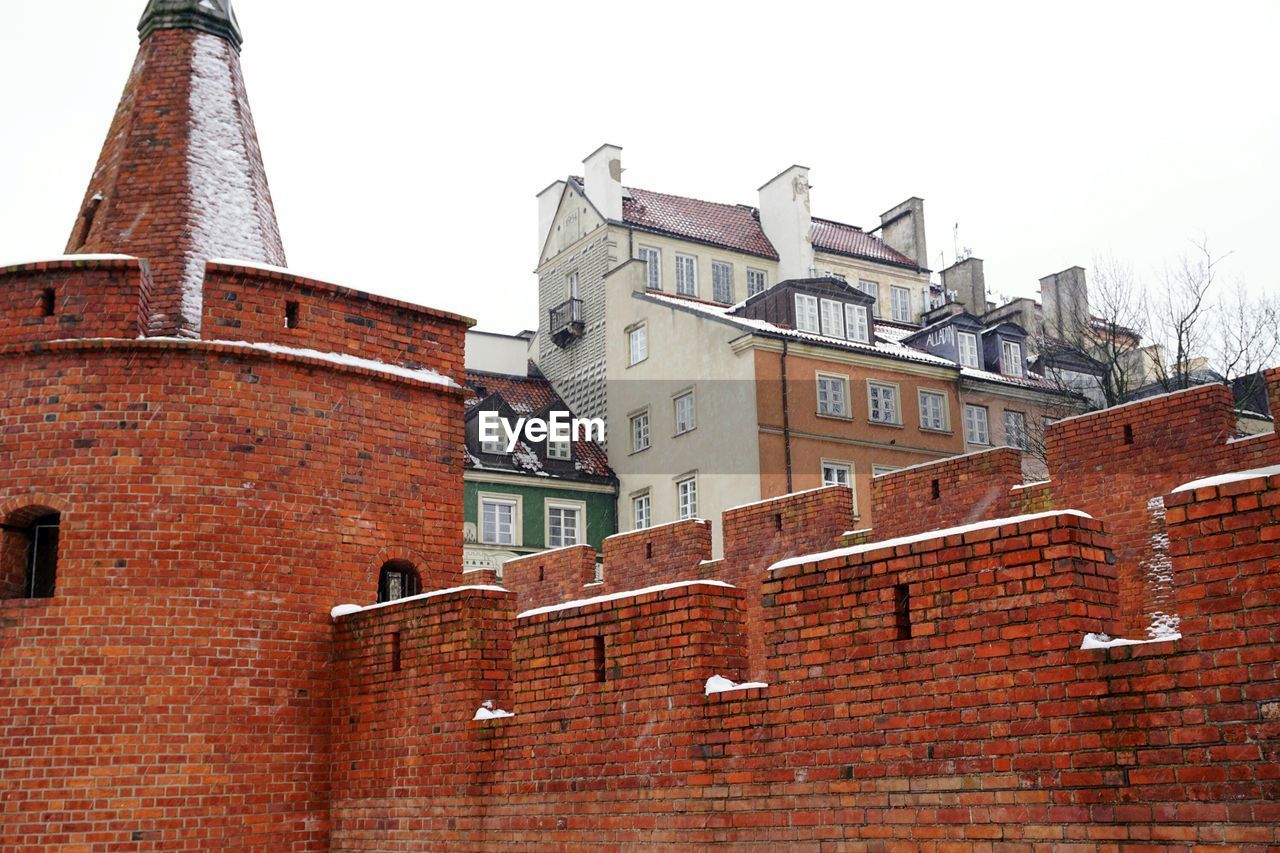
[
  {"x1": 758, "y1": 165, "x2": 814, "y2": 282},
  {"x1": 878, "y1": 198, "x2": 928, "y2": 269},
  {"x1": 1040, "y1": 266, "x2": 1089, "y2": 343},
  {"x1": 940, "y1": 257, "x2": 986, "y2": 315},
  {"x1": 536, "y1": 180, "x2": 566, "y2": 258},
  {"x1": 582, "y1": 144, "x2": 623, "y2": 222}
]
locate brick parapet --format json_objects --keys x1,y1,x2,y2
[
  {"x1": 871, "y1": 446, "x2": 1023, "y2": 538},
  {"x1": 501, "y1": 544, "x2": 598, "y2": 610},
  {"x1": 597, "y1": 519, "x2": 713, "y2": 591},
  {"x1": 0, "y1": 256, "x2": 149, "y2": 344}
]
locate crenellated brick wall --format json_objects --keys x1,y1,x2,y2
[
  {"x1": 871, "y1": 445, "x2": 1023, "y2": 539},
  {"x1": 0, "y1": 257, "x2": 150, "y2": 344},
  {"x1": 501, "y1": 544, "x2": 599, "y2": 611}
]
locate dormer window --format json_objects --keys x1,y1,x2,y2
[
  {"x1": 794, "y1": 294, "x2": 820, "y2": 333},
  {"x1": 845, "y1": 304, "x2": 870, "y2": 344},
  {"x1": 1001, "y1": 340, "x2": 1024, "y2": 376},
  {"x1": 819, "y1": 299, "x2": 845, "y2": 338},
  {"x1": 547, "y1": 439, "x2": 571, "y2": 461},
  {"x1": 480, "y1": 430, "x2": 506, "y2": 454},
  {"x1": 958, "y1": 331, "x2": 980, "y2": 369}
]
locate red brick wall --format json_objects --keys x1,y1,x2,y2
[
  {"x1": 501, "y1": 544, "x2": 598, "y2": 610},
  {"x1": 202, "y1": 263, "x2": 468, "y2": 380},
  {"x1": 0, "y1": 258, "x2": 148, "y2": 344},
  {"x1": 596, "y1": 519, "x2": 712, "y2": 591},
  {"x1": 871, "y1": 445, "x2": 1022, "y2": 538},
  {"x1": 0, "y1": 338, "x2": 463, "y2": 849}
]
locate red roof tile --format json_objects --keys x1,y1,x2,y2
[
  {"x1": 811, "y1": 218, "x2": 919, "y2": 269},
  {"x1": 621, "y1": 187, "x2": 779, "y2": 260},
  {"x1": 463, "y1": 371, "x2": 614, "y2": 480}
]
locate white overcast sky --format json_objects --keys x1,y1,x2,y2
[{"x1": 2, "y1": 1, "x2": 1277, "y2": 332}]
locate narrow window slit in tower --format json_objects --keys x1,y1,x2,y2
[
  {"x1": 40, "y1": 288, "x2": 56, "y2": 318},
  {"x1": 931, "y1": 479, "x2": 941, "y2": 500},
  {"x1": 1123, "y1": 424, "x2": 1134, "y2": 445},
  {"x1": 593, "y1": 635, "x2": 607, "y2": 682},
  {"x1": 645, "y1": 542, "x2": 653, "y2": 560},
  {"x1": 390, "y1": 631, "x2": 402, "y2": 672},
  {"x1": 775, "y1": 513, "x2": 783, "y2": 531},
  {"x1": 73, "y1": 193, "x2": 103, "y2": 251},
  {"x1": 538, "y1": 565, "x2": 545, "y2": 582},
  {"x1": 284, "y1": 301, "x2": 300, "y2": 329},
  {"x1": 894, "y1": 583, "x2": 912, "y2": 640}
]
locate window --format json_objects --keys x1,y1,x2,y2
[
  {"x1": 857, "y1": 280, "x2": 880, "y2": 316},
  {"x1": 547, "y1": 439, "x2": 571, "y2": 460},
  {"x1": 845, "y1": 303, "x2": 870, "y2": 343},
  {"x1": 637, "y1": 245, "x2": 661, "y2": 290},
  {"x1": 872, "y1": 464, "x2": 900, "y2": 477},
  {"x1": 794, "y1": 294, "x2": 820, "y2": 333},
  {"x1": 822, "y1": 461, "x2": 852, "y2": 488},
  {"x1": 377, "y1": 560, "x2": 421, "y2": 604},
  {"x1": 919, "y1": 390, "x2": 948, "y2": 432},
  {"x1": 633, "y1": 492, "x2": 651, "y2": 530},
  {"x1": 868, "y1": 382, "x2": 900, "y2": 424},
  {"x1": 676, "y1": 476, "x2": 698, "y2": 520},
  {"x1": 746, "y1": 268, "x2": 767, "y2": 297},
  {"x1": 284, "y1": 301, "x2": 299, "y2": 329},
  {"x1": 480, "y1": 496, "x2": 519, "y2": 545},
  {"x1": 964, "y1": 404, "x2": 990, "y2": 445},
  {"x1": 2, "y1": 509, "x2": 59, "y2": 600},
  {"x1": 712, "y1": 261, "x2": 734, "y2": 303},
  {"x1": 546, "y1": 502, "x2": 583, "y2": 548},
  {"x1": 40, "y1": 287, "x2": 57, "y2": 317},
  {"x1": 1001, "y1": 340, "x2": 1023, "y2": 376},
  {"x1": 819, "y1": 299, "x2": 845, "y2": 339},
  {"x1": 480, "y1": 429, "x2": 506, "y2": 455},
  {"x1": 674, "y1": 391, "x2": 696, "y2": 434},
  {"x1": 816, "y1": 373, "x2": 850, "y2": 417},
  {"x1": 958, "y1": 331, "x2": 980, "y2": 369},
  {"x1": 1004, "y1": 410, "x2": 1028, "y2": 450},
  {"x1": 630, "y1": 411, "x2": 650, "y2": 453},
  {"x1": 890, "y1": 285, "x2": 911, "y2": 322},
  {"x1": 675, "y1": 254, "x2": 697, "y2": 296},
  {"x1": 567, "y1": 271, "x2": 580, "y2": 300},
  {"x1": 628, "y1": 324, "x2": 648, "y2": 366}
]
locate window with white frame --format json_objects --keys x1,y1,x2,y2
[
  {"x1": 819, "y1": 298, "x2": 845, "y2": 339},
  {"x1": 1004, "y1": 410, "x2": 1028, "y2": 450},
  {"x1": 676, "y1": 475, "x2": 698, "y2": 520},
  {"x1": 675, "y1": 254, "x2": 697, "y2": 296},
  {"x1": 964, "y1": 404, "x2": 990, "y2": 445},
  {"x1": 845, "y1": 303, "x2": 870, "y2": 343},
  {"x1": 630, "y1": 410, "x2": 650, "y2": 453},
  {"x1": 674, "y1": 391, "x2": 696, "y2": 434},
  {"x1": 958, "y1": 331, "x2": 981, "y2": 369},
  {"x1": 637, "y1": 246, "x2": 661, "y2": 290},
  {"x1": 547, "y1": 439, "x2": 571, "y2": 460},
  {"x1": 1001, "y1": 339, "x2": 1023, "y2": 376},
  {"x1": 480, "y1": 496, "x2": 519, "y2": 545},
  {"x1": 480, "y1": 427, "x2": 506, "y2": 455},
  {"x1": 794, "y1": 293, "x2": 820, "y2": 333},
  {"x1": 628, "y1": 324, "x2": 648, "y2": 366},
  {"x1": 919, "y1": 389, "x2": 948, "y2": 431},
  {"x1": 816, "y1": 373, "x2": 850, "y2": 417},
  {"x1": 822, "y1": 461, "x2": 852, "y2": 488},
  {"x1": 712, "y1": 261, "x2": 734, "y2": 303},
  {"x1": 633, "y1": 492, "x2": 651, "y2": 530},
  {"x1": 857, "y1": 280, "x2": 880, "y2": 316},
  {"x1": 868, "y1": 382, "x2": 900, "y2": 424},
  {"x1": 890, "y1": 285, "x2": 911, "y2": 322},
  {"x1": 546, "y1": 502, "x2": 583, "y2": 548},
  {"x1": 746, "y1": 268, "x2": 767, "y2": 297},
  {"x1": 872, "y1": 464, "x2": 900, "y2": 477}
]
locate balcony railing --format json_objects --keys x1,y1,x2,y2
[{"x1": 549, "y1": 298, "x2": 584, "y2": 347}]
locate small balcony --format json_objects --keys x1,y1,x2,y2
[{"x1": 549, "y1": 298, "x2": 584, "y2": 348}]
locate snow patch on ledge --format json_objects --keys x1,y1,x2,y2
[
  {"x1": 773, "y1": 510, "x2": 1094, "y2": 572},
  {"x1": 517, "y1": 580, "x2": 735, "y2": 619},
  {"x1": 1081, "y1": 632, "x2": 1182, "y2": 650},
  {"x1": 1171, "y1": 464, "x2": 1280, "y2": 494},
  {"x1": 705, "y1": 675, "x2": 768, "y2": 695},
  {"x1": 144, "y1": 338, "x2": 459, "y2": 388},
  {"x1": 330, "y1": 585, "x2": 507, "y2": 619},
  {"x1": 473, "y1": 700, "x2": 515, "y2": 721},
  {"x1": 0, "y1": 254, "x2": 136, "y2": 270}
]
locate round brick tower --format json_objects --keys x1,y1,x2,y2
[{"x1": 0, "y1": 3, "x2": 470, "y2": 848}]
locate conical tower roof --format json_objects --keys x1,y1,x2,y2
[{"x1": 68, "y1": 0, "x2": 286, "y2": 337}]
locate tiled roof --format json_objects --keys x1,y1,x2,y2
[
  {"x1": 463, "y1": 371, "x2": 614, "y2": 480},
  {"x1": 621, "y1": 187, "x2": 779, "y2": 260},
  {"x1": 810, "y1": 218, "x2": 919, "y2": 269}
]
